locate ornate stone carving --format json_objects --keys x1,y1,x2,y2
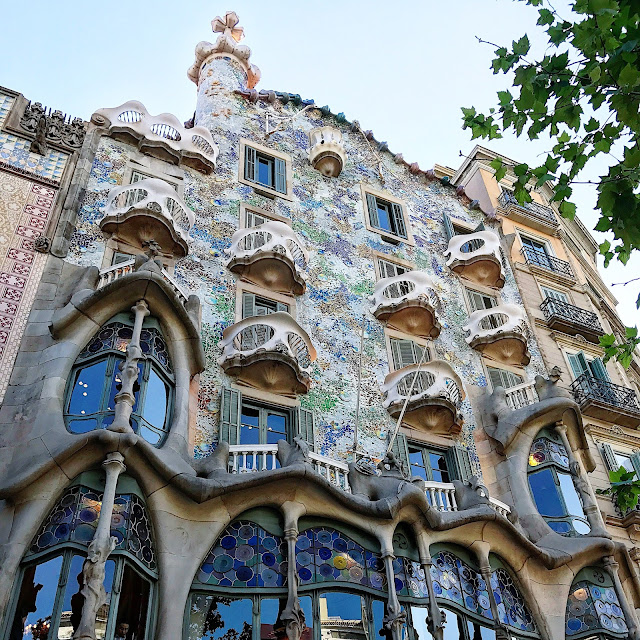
[
  {"x1": 20, "y1": 101, "x2": 86, "y2": 152},
  {"x1": 33, "y1": 236, "x2": 51, "y2": 253},
  {"x1": 452, "y1": 476, "x2": 491, "y2": 510},
  {"x1": 277, "y1": 436, "x2": 311, "y2": 467},
  {"x1": 308, "y1": 127, "x2": 346, "y2": 177}
]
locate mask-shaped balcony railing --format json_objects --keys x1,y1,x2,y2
[
  {"x1": 571, "y1": 373, "x2": 640, "y2": 428},
  {"x1": 521, "y1": 247, "x2": 575, "y2": 280},
  {"x1": 225, "y1": 221, "x2": 308, "y2": 296},
  {"x1": 382, "y1": 361, "x2": 464, "y2": 435},
  {"x1": 540, "y1": 297, "x2": 604, "y2": 343},
  {"x1": 464, "y1": 304, "x2": 531, "y2": 366},
  {"x1": 308, "y1": 126, "x2": 346, "y2": 177},
  {"x1": 498, "y1": 190, "x2": 558, "y2": 229},
  {"x1": 100, "y1": 178, "x2": 194, "y2": 259},
  {"x1": 218, "y1": 311, "x2": 317, "y2": 396},
  {"x1": 369, "y1": 271, "x2": 441, "y2": 338},
  {"x1": 445, "y1": 230, "x2": 505, "y2": 288},
  {"x1": 92, "y1": 101, "x2": 219, "y2": 173}
]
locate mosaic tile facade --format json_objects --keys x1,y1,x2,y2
[{"x1": 65, "y1": 58, "x2": 547, "y2": 467}]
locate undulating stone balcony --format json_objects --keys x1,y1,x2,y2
[
  {"x1": 498, "y1": 190, "x2": 558, "y2": 232},
  {"x1": 226, "y1": 443, "x2": 510, "y2": 515},
  {"x1": 225, "y1": 221, "x2": 308, "y2": 295},
  {"x1": 308, "y1": 126, "x2": 346, "y2": 177},
  {"x1": 93, "y1": 101, "x2": 219, "y2": 173},
  {"x1": 218, "y1": 311, "x2": 317, "y2": 396},
  {"x1": 382, "y1": 361, "x2": 464, "y2": 435},
  {"x1": 571, "y1": 373, "x2": 640, "y2": 428},
  {"x1": 540, "y1": 297, "x2": 604, "y2": 343},
  {"x1": 100, "y1": 178, "x2": 194, "y2": 258},
  {"x1": 445, "y1": 230, "x2": 505, "y2": 288},
  {"x1": 369, "y1": 271, "x2": 441, "y2": 338},
  {"x1": 521, "y1": 246, "x2": 575, "y2": 281},
  {"x1": 464, "y1": 304, "x2": 531, "y2": 366}
]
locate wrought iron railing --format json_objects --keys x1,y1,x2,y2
[
  {"x1": 571, "y1": 373, "x2": 640, "y2": 414},
  {"x1": 498, "y1": 190, "x2": 558, "y2": 225},
  {"x1": 521, "y1": 246, "x2": 574, "y2": 279},
  {"x1": 540, "y1": 297, "x2": 603, "y2": 333}
]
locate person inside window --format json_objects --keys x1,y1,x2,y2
[{"x1": 115, "y1": 621, "x2": 130, "y2": 640}]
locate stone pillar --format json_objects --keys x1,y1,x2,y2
[
  {"x1": 73, "y1": 452, "x2": 126, "y2": 640},
  {"x1": 473, "y1": 544, "x2": 509, "y2": 640},
  {"x1": 381, "y1": 549, "x2": 406, "y2": 640},
  {"x1": 554, "y1": 422, "x2": 609, "y2": 538},
  {"x1": 418, "y1": 551, "x2": 445, "y2": 640},
  {"x1": 603, "y1": 555, "x2": 640, "y2": 640},
  {"x1": 109, "y1": 300, "x2": 149, "y2": 434}
]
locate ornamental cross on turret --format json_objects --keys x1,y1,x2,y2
[{"x1": 211, "y1": 11, "x2": 244, "y2": 42}]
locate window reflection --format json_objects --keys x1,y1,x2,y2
[
  {"x1": 259, "y1": 597, "x2": 313, "y2": 640},
  {"x1": 114, "y1": 564, "x2": 150, "y2": 640},
  {"x1": 466, "y1": 620, "x2": 496, "y2": 640},
  {"x1": 319, "y1": 592, "x2": 366, "y2": 640},
  {"x1": 188, "y1": 595, "x2": 253, "y2": 640},
  {"x1": 441, "y1": 609, "x2": 465, "y2": 640}
]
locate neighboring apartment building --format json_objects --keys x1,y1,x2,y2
[{"x1": 0, "y1": 12, "x2": 639, "y2": 640}]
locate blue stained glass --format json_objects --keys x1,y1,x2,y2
[
  {"x1": 566, "y1": 578, "x2": 627, "y2": 636},
  {"x1": 491, "y1": 568, "x2": 536, "y2": 633}
]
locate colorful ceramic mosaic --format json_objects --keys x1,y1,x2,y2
[
  {"x1": 0, "y1": 93, "x2": 14, "y2": 128},
  {"x1": 29, "y1": 485, "x2": 156, "y2": 571},
  {"x1": 566, "y1": 579, "x2": 627, "y2": 636},
  {"x1": 491, "y1": 568, "x2": 537, "y2": 633},
  {"x1": 0, "y1": 131, "x2": 67, "y2": 182},
  {"x1": 197, "y1": 520, "x2": 286, "y2": 588}
]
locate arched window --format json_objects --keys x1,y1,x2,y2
[
  {"x1": 490, "y1": 555, "x2": 537, "y2": 635},
  {"x1": 6, "y1": 474, "x2": 157, "y2": 640},
  {"x1": 566, "y1": 567, "x2": 628, "y2": 638},
  {"x1": 64, "y1": 315, "x2": 174, "y2": 446},
  {"x1": 527, "y1": 428, "x2": 590, "y2": 536}
]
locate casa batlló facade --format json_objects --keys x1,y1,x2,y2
[{"x1": 1, "y1": 11, "x2": 640, "y2": 640}]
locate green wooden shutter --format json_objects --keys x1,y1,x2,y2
[
  {"x1": 390, "y1": 203, "x2": 407, "y2": 238},
  {"x1": 391, "y1": 433, "x2": 410, "y2": 476},
  {"x1": 445, "y1": 445, "x2": 474, "y2": 482},
  {"x1": 296, "y1": 407, "x2": 315, "y2": 450},
  {"x1": 567, "y1": 352, "x2": 590, "y2": 379},
  {"x1": 473, "y1": 222, "x2": 486, "y2": 232},
  {"x1": 630, "y1": 452, "x2": 640, "y2": 479},
  {"x1": 600, "y1": 444, "x2": 619, "y2": 472},
  {"x1": 219, "y1": 387, "x2": 241, "y2": 445},
  {"x1": 589, "y1": 357, "x2": 610, "y2": 381},
  {"x1": 245, "y1": 146, "x2": 256, "y2": 182},
  {"x1": 274, "y1": 158, "x2": 286, "y2": 193},
  {"x1": 541, "y1": 287, "x2": 569, "y2": 303},
  {"x1": 242, "y1": 292, "x2": 255, "y2": 319},
  {"x1": 366, "y1": 193, "x2": 380, "y2": 228},
  {"x1": 467, "y1": 290, "x2": 496, "y2": 312},
  {"x1": 276, "y1": 301, "x2": 289, "y2": 313},
  {"x1": 443, "y1": 213, "x2": 455, "y2": 241}
]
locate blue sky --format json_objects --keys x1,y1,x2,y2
[{"x1": 1, "y1": 0, "x2": 637, "y2": 325}]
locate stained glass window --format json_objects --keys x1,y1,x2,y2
[
  {"x1": 491, "y1": 568, "x2": 537, "y2": 633},
  {"x1": 197, "y1": 521, "x2": 286, "y2": 588},
  {"x1": 566, "y1": 574, "x2": 628, "y2": 636},
  {"x1": 29, "y1": 485, "x2": 156, "y2": 571},
  {"x1": 65, "y1": 319, "x2": 173, "y2": 446}
]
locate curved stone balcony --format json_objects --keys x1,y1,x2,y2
[
  {"x1": 369, "y1": 271, "x2": 441, "y2": 338},
  {"x1": 218, "y1": 312, "x2": 317, "y2": 396},
  {"x1": 308, "y1": 126, "x2": 346, "y2": 177},
  {"x1": 382, "y1": 361, "x2": 464, "y2": 435},
  {"x1": 100, "y1": 178, "x2": 194, "y2": 258},
  {"x1": 225, "y1": 221, "x2": 308, "y2": 295},
  {"x1": 445, "y1": 230, "x2": 505, "y2": 288},
  {"x1": 93, "y1": 101, "x2": 219, "y2": 173},
  {"x1": 464, "y1": 304, "x2": 530, "y2": 366}
]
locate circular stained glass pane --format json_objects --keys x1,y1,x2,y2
[
  {"x1": 567, "y1": 618, "x2": 582, "y2": 632},
  {"x1": 54, "y1": 524, "x2": 70, "y2": 539},
  {"x1": 349, "y1": 566, "x2": 364, "y2": 581},
  {"x1": 221, "y1": 536, "x2": 237, "y2": 550},
  {"x1": 296, "y1": 536, "x2": 311, "y2": 551},
  {"x1": 350, "y1": 550, "x2": 363, "y2": 565},
  {"x1": 236, "y1": 566, "x2": 254, "y2": 582},
  {"x1": 236, "y1": 545, "x2": 254, "y2": 561},
  {"x1": 319, "y1": 564, "x2": 334, "y2": 578},
  {"x1": 333, "y1": 538, "x2": 347, "y2": 552},
  {"x1": 317, "y1": 530, "x2": 332, "y2": 545},
  {"x1": 318, "y1": 547, "x2": 332, "y2": 561},
  {"x1": 37, "y1": 531, "x2": 55, "y2": 548},
  {"x1": 111, "y1": 513, "x2": 125, "y2": 527},
  {"x1": 129, "y1": 535, "x2": 141, "y2": 552},
  {"x1": 298, "y1": 567, "x2": 313, "y2": 581},
  {"x1": 238, "y1": 525, "x2": 254, "y2": 539},
  {"x1": 333, "y1": 555, "x2": 347, "y2": 570},
  {"x1": 74, "y1": 524, "x2": 96, "y2": 542},
  {"x1": 478, "y1": 594, "x2": 491, "y2": 610},
  {"x1": 297, "y1": 552, "x2": 313, "y2": 567},
  {"x1": 262, "y1": 537, "x2": 277, "y2": 551},
  {"x1": 262, "y1": 568, "x2": 278, "y2": 586},
  {"x1": 263, "y1": 553, "x2": 276, "y2": 567},
  {"x1": 370, "y1": 573, "x2": 385, "y2": 590},
  {"x1": 213, "y1": 554, "x2": 234, "y2": 573}
]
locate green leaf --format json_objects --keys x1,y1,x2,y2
[
  {"x1": 490, "y1": 158, "x2": 507, "y2": 183},
  {"x1": 559, "y1": 201, "x2": 577, "y2": 219},
  {"x1": 513, "y1": 34, "x2": 531, "y2": 56},
  {"x1": 618, "y1": 63, "x2": 640, "y2": 88},
  {"x1": 626, "y1": 327, "x2": 638, "y2": 339},
  {"x1": 537, "y1": 8, "x2": 554, "y2": 25}
]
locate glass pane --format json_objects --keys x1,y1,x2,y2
[
  {"x1": 114, "y1": 564, "x2": 150, "y2": 640},
  {"x1": 141, "y1": 368, "x2": 168, "y2": 430},
  {"x1": 188, "y1": 594, "x2": 252, "y2": 640},
  {"x1": 372, "y1": 600, "x2": 385, "y2": 639},
  {"x1": 377, "y1": 202, "x2": 392, "y2": 232},
  {"x1": 10, "y1": 555, "x2": 64, "y2": 640},
  {"x1": 299, "y1": 596, "x2": 313, "y2": 640},
  {"x1": 558, "y1": 473, "x2": 586, "y2": 519},
  {"x1": 442, "y1": 608, "x2": 465, "y2": 640},
  {"x1": 409, "y1": 449, "x2": 428, "y2": 481},
  {"x1": 319, "y1": 593, "x2": 365, "y2": 640},
  {"x1": 260, "y1": 597, "x2": 309, "y2": 640},
  {"x1": 257, "y1": 157, "x2": 272, "y2": 187},
  {"x1": 240, "y1": 406, "x2": 260, "y2": 445},
  {"x1": 57, "y1": 556, "x2": 115, "y2": 640},
  {"x1": 528, "y1": 468, "x2": 565, "y2": 517},
  {"x1": 266, "y1": 413, "x2": 287, "y2": 444},
  {"x1": 466, "y1": 621, "x2": 496, "y2": 639},
  {"x1": 429, "y1": 453, "x2": 449, "y2": 483},
  {"x1": 614, "y1": 453, "x2": 634, "y2": 472},
  {"x1": 410, "y1": 607, "x2": 429, "y2": 640},
  {"x1": 67, "y1": 418, "x2": 99, "y2": 434},
  {"x1": 68, "y1": 360, "x2": 108, "y2": 415}
]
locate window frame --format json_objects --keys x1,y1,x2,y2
[
  {"x1": 239, "y1": 203, "x2": 291, "y2": 230},
  {"x1": 374, "y1": 253, "x2": 414, "y2": 281},
  {"x1": 407, "y1": 441, "x2": 450, "y2": 483},
  {"x1": 239, "y1": 399, "x2": 292, "y2": 446},
  {"x1": 464, "y1": 287, "x2": 498, "y2": 314},
  {"x1": 539, "y1": 283, "x2": 571, "y2": 304},
  {"x1": 235, "y1": 282, "x2": 296, "y2": 323},
  {"x1": 386, "y1": 332, "x2": 431, "y2": 372},
  {"x1": 360, "y1": 184, "x2": 414, "y2": 245},
  {"x1": 486, "y1": 365, "x2": 524, "y2": 392},
  {"x1": 238, "y1": 139, "x2": 293, "y2": 201}
]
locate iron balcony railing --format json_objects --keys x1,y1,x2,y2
[
  {"x1": 540, "y1": 297, "x2": 604, "y2": 333},
  {"x1": 521, "y1": 246, "x2": 575, "y2": 279},
  {"x1": 571, "y1": 373, "x2": 640, "y2": 415},
  {"x1": 498, "y1": 190, "x2": 558, "y2": 225}
]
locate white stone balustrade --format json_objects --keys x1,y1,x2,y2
[
  {"x1": 382, "y1": 361, "x2": 465, "y2": 434},
  {"x1": 225, "y1": 221, "x2": 308, "y2": 295},
  {"x1": 218, "y1": 311, "x2": 317, "y2": 395},
  {"x1": 100, "y1": 178, "x2": 195, "y2": 259},
  {"x1": 229, "y1": 444, "x2": 279, "y2": 473},
  {"x1": 310, "y1": 451, "x2": 350, "y2": 491},
  {"x1": 308, "y1": 126, "x2": 346, "y2": 177},
  {"x1": 445, "y1": 230, "x2": 505, "y2": 288},
  {"x1": 369, "y1": 271, "x2": 441, "y2": 338},
  {"x1": 93, "y1": 101, "x2": 219, "y2": 173},
  {"x1": 504, "y1": 380, "x2": 538, "y2": 410},
  {"x1": 464, "y1": 304, "x2": 531, "y2": 366}
]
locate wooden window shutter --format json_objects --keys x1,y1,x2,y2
[
  {"x1": 445, "y1": 445, "x2": 474, "y2": 482},
  {"x1": 488, "y1": 367, "x2": 506, "y2": 390},
  {"x1": 390, "y1": 433, "x2": 410, "y2": 476},
  {"x1": 443, "y1": 213, "x2": 455, "y2": 241},
  {"x1": 567, "y1": 352, "x2": 589, "y2": 379},
  {"x1": 467, "y1": 290, "x2": 495, "y2": 312},
  {"x1": 219, "y1": 387, "x2": 241, "y2": 445},
  {"x1": 366, "y1": 193, "x2": 380, "y2": 228},
  {"x1": 245, "y1": 146, "x2": 257, "y2": 182},
  {"x1": 276, "y1": 301, "x2": 289, "y2": 313},
  {"x1": 242, "y1": 292, "x2": 256, "y2": 319},
  {"x1": 630, "y1": 452, "x2": 640, "y2": 478},
  {"x1": 274, "y1": 158, "x2": 286, "y2": 193},
  {"x1": 589, "y1": 357, "x2": 610, "y2": 381},
  {"x1": 296, "y1": 407, "x2": 315, "y2": 450},
  {"x1": 390, "y1": 203, "x2": 407, "y2": 238},
  {"x1": 600, "y1": 443, "x2": 619, "y2": 472},
  {"x1": 473, "y1": 222, "x2": 485, "y2": 232}
]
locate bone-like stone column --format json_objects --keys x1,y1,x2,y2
[
  {"x1": 109, "y1": 300, "x2": 149, "y2": 434},
  {"x1": 73, "y1": 452, "x2": 126, "y2": 640},
  {"x1": 473, "y1": 544, "x2": 509, "y2": 640},
  {"x1": 418, "y1": 551, "x2": 445, "y2": 640},
  {"x1": 380, "y1": 543, "x2": 407, "y2": 640},
  {"x1": 602, "y1": 555, "x2": 640, "y2": 640},
  {"x1": 554, "y1": 422, "x2": 609, "y2": 538}
]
